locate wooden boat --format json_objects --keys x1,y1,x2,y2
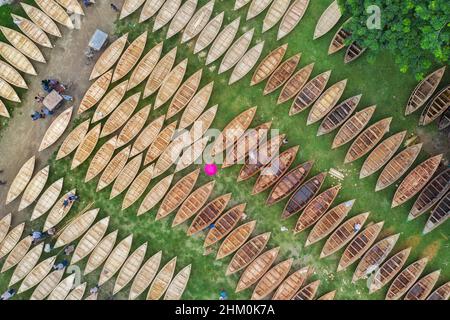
[
  {"x1": 9, "y1": 243, "x2": 44, "y2": 286},
  {"x1": 226, "y1": 232, "x2": 271, "y2": 275},
  {"x1": 18, "y1": 256, "x2": 56, "y2": 294},
  {"x1": 438, "y1": 107, "x2": 450, "y2": 130},
  {"x1": 292, "y1": 280, "x2": 320, "y2": 300},
  {"x1": 78, "y1": 71, "x2": 112, "y2": 115},
  {"x1": 251, "y1": 44, "x2": 287, "y2": 86},
  {"x1": 247, "y1": 0, "x2": 273, "y2": 21},
  {"x1": 0, "y1": 26, "x2": 46, "y2": 63},
  {"x1": 0, "y1": 60, "x2": 28, "y2": 88},
  {"x1": 167, "y1": 69, "x2": 203, "y2": 119},
  {"x1": 193, "y1": 12, "x2": 224, "y2": 54},
  {"x1": 277, "y1": 63, "x2": 315, "y2": 104},
  {"x1": 48, "y1": 274, "x2": 76, "y2": 300},
  {"x1": 210, "y1": 106, "x2": 257, "y2": 157},
  {"x1": 156, "y1": 169, "x2": 200, "y2": 220},
  {"x1": 71, "y1": 124, "x2": 101, "y2": 170},
  {"x1": 35, "y1": 0, "x2": 74, "y2": 29},
  {"x1": 272, "y1": 266, "x2": 313, "y2": 300},
  {"x1": 313, "y1": 0, "x2": 342, "y2": 40},
  {"x1": 120, "y1": 0, "x2": 146, "y2": 20},
  {"x1": 147, "y1": 257, "x2": 177, "y2": 300},
  {"x1": 138, "y1": 174, "x2": 174, "y2": 216},
  {"x1": 95, "y1": 80, "x2": 132, "y2": 126},
  {"x1": 0, "y1": 42, "x2": 36, "y2": 75},
  {"x1": 21, "y1": 3, "x2": 61, "y2": 37},
  {"x1": 100, "y1": 93, "x2": 140, "y2": 138},
  {"x1": 144, "y1": 121, "x2": 177, "y2": 165},
  {"x1": 305, "y1": 199, "x2": 355, "y2": 246},
  {"x1": 405, "y1": 66, "x2": 446, "y2": 116},
  {"x1": 427, "y1": 281, "x2": 450, "y2": 300},
  {"x1": 237, "y1": 134, "x2": 286, "y2": 182},
  {"x1": 66, "y1": 282, "x2": 87, "y2": 300},
  {"x1": 98, "y1": 146, "x2": 131, "y2": 193},
  {"x1": 420, "y1": 85, "x2": 450, "y2": 126},
  {"x1": 43, "y1": 189, "x2": 77, "y2": 231},
  {"x1": 320, "y1": 212, "x2": 370, "y2": 258},
  {"x1": 71, "y1": 217, "x2": 110, "y2": 265},
  {"x1": 277, "y1": 0, "x2": 310, "y2": 40},
  {"x1": 204, "y1": 203, "x2": 246, "y2": 247},
  {"x1": 289, "y1": 70, "x2": 331, "y2": 116},
  {"x1": 352, "y1": 233, "x2": 400, "y2": 282},
  {"x1": 153, "y1": 0, "x2": 182, "y2": 32},
  {"x1": 294, "y1": 185, "x2": 341, "y2": 233},
  {"x1": 1, "y1": 236, "x2": 33, "y2": 273},
  {"x1": 128, "y1": 42, "x2": 163, "y2": 91},
  {"x1": 110, "y1": 154, "x2": 142, "y2": 199},
  {"x1": 318, "y1": 290, "x2": 336, "y2": 300},
  {"x1": 122, "y1": 164, "x2": 154, "y2": 210},
  {"x1": 386, "y1": 257, "x2": 429, "y2": 300},
  {"x1": 252, "y1": 146, "x2": 299, "y2": 195},
  {"x1": 344, "y1": 42, "x2": 366, "y2": 63},
  {"x1": 281, "y1": 172, "x2": 327, "y2": 220},
  {"x1": 139, "y1": 0, "x2": 165, "y2": 23},
  {"x1": 0, "y1": 99, "x2": 9, "y2": 118},
  {"x1": 55, "y1": 0, "x2": 84, "y2": 15},
  {"x1": 84, "y1": 292, "x2": 98, "y2": 300},
  {"x1": 6, "y1": 156, "x2": 35, "y2": 205},
  {"x1": 392, "y1": 154, "x2": 442, "y2": 208},
  {"x1": 217, "y1": 220, "x2": 256, "y2": 260},
  {"x1": 369, "y1": 247, "x2": 411, "y2": 293},
  {"x1": 112, "y1": 32, "x2": 147, "y2": 83},
  {"x1": 98, "y1": 234, "x2": 133, "y2": 285},
  {"x1": 18, "y1": 165, "x2": 49, "y2": 212},
  {"x1": 337, "y1": 221, "x2": 384, "y2": 272},
  {"x1": 0, "y1": 213, "x2": 11, "y2": 244},
  {"x1": 360, "y1": 131, "x2": 406, "y2": 179},
  {"x1": 175, "y1": 135, "x2": 208, "y2": 172},
  {"x1": 172, "y1": 181, "x2": 215, "y2": 227},
  {"x1": 404, "y1": 270, "x2": 441, "y2": 300},
  {"x1": 263, "y1": 53, "x2": 301, "y2": 95},
  {"x1": 154, "y1": 59, "x2": 188, "y2": 109},
  {"x1": 187, "y1": 193, "x2": 232, "y2": 236},
  {"x1": 166, "y1": 0, "x2": 197, "y2": 39},
  {"x1": 131, "y1": 116, "x2": 165, "y2": 157},
  {"x1": 153, "y1": 132, "x2": 190, "y2": 177},
  {"x1": 188, "y1": 105, "x2": 217, "y2": 142},
  {"x1": 39, "y1": 107, "x2": 73, "y2": 151},
  {"x1": 307, "y1": 79, "x2": 348, "y2": 125},
  {"x1": 129, "y1": 251, "x2": 162, "y2": 300},
  {"x1": 181, "y1": 0, "x2": 215, "y2": 43},
  {"x1": 235, "y1": 0, "x2": 251, "y2": 10},
  {"x1": 30, "y1": 269, "x2": 64, "y2": 300},
  {"x1": 206, "y1": 17, "x2": 240, "y2": 65},
  {"x1": 344, "y1": 117, "x2": 392, "y2": 164},
  {"x1": 236, "y1": 247, "x2": 279, "y2": 292},
  {"x1": 328, "y1": 19, "x2": 351, "y2": 54},
  {"x1": 89, "y1": 33, "x2": 128, "y2": 81},
  {"x1": 54, "y1": 208, "x2": 99, "y2": 248},
  {"x1": 229, "y1": 41, "x2": 265, "y2": 85},
  {"x1": 219, "y1": 29, "x2": 255, "y2": 74},
  {"x1": 424, "y1": 191, "x2": 449, "y2": 234},
  {"x1": 116, "y1": 105, "x2": 151, "y2": 148},
  {"x1": 56, "y1": 120, "x2": 90, "y2": 160},
  {"x1": 113, "y1": 242, "x2": 147, "y2": 295},
  {"x1": 0, "y1": 78, "x2": 20, "y2": 102},
  {"x1": 252, "y1": 258, "x2": 293, "y2": 300},
  {"x1": 85, "y1": 136, "x2": 117, "y2": 183},
  {"x1": 164, "y1": 264, "x2": 192, "y2": 300},
  {"x1": 317, "y1": 95, "x2": 362, "y2": 136},
  {"x1": 179, "y1": 82, "x2": 214, "y2": 129},
  {"x1": 31, "y1": 178, "x2": 63, "y2": 221},
  {"x1": 143, "y1": 47, "x2": 177, "y2": 98},
  {"x1": 263, "y1": 0, "x2": 291, "y2": 32}
]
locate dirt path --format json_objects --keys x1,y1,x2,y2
[{"x1": 0, "y1": 1, "x2": 123, "y2": 220}]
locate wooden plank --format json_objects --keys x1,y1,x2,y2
[
  {"x1": 112, "y1": 31, "x2": 147, "y2": 83},
  {"x1": 18, "y1": 165, "x2": 49, "y2": 211},
  {"x1": 277, "y1": 62, "x2": 314, "y2": 104},
  {"x1": 317, "y1": 94, "x2": 361, "y2": 136},
  {"x1": 6, "y1": 156, "x2": 35, "y2": 205},
  {"x1": 39, "y1": 107, "x2": 73, "y2": 151},
  {"x1": 31, "y1": 178, "x2": 64, "y2": 221},
  {"x1": 56, "y1": 120, "x2": 90, "y2": 160}
]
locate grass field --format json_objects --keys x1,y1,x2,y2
[{"x1": 0, "y1": 0, "x2": 448, "y2": 300}]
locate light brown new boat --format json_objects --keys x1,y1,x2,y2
[
  {"x1": 85, "y1": 136, "x2": 117, "y2": 183},
  {"x1": 337, "y1": 221, "x2": 384, "y2": 271},
  {"x1": 71, "y1": 124, "x2": 101, "y2": 170},
  {"x1": 139, "y1": 0, "x2": 165, "y2": 23},
  {"x1": 166, "y1": 0, "x2": 197, "y2": 39},
  {"x1": 110, "y1": 154, "x2": 143, "y2": 199},
  {"x1": 320, "y1": 212, "x2": 370, "y2": 258},
  {"x1": 0, "y1": 78, "x2": 20, "y2": 102},
  {"x1": 181, "y1": 0, "x2": 215, "y2": 43},
  {"x1": 127, "y1": 41, "x2": 163, "y2": 90},
  {"x1": 0, "y1": 60, "x2": 28, "y2": 88},
  {"x1": 18, "y1": 256, "x2": 56, "y2": 294},
  {"x1": 137, "y1": 174, "x2": 174, "y2": 216},
  {"x1": 54, "y1": 208, "x2": 99, "y2": 249},
  {"x1": 318, "y1": 290, "x2": 336, "y2": 300},
  {"x1": 193, "y1": 12, "x2": 225, "y2": 54},
  {"x1": 217, "y1": 220, "x2": 257, "y2": 260},
  {"x1": 188, "y1": 105, "x2": 217, "y2": 143},
  {"x1": 0, "y1": 42, "x2": 36, "y2": 75},
  {"x1": 153, "y1": 131, "x2": 190, "y2": 178},
  {"x1": 122, "y1": 164, "x2": 154, "y2": 210},
  {"x1": 0, "y1": 26, "x2": 46, "y2": 63},
  {"x1": 252, "y1": 258, "x2": 293, "y2": 300},
  {"x1": 143, "y1": 47, "x2": 177, "y2": 98},
  {"x1": 236, "y1": 247, "x2": 280, "y2": 292},
  {"x1": 8, "y1": 243, "x2": 43, "y2": 287},
  {"x1": 263, "y1": 53, "x2": 301, "y2": 96},
  {"x1": 35, "y1": 0, "x2": 74, "y2": 29},
  {"x1": 219, "y1": 29, "x2": 255, "y2": 74},
  {"x1": 113, "y1": 242, "x2": 147, "y2": 295},
  {"x1": 164, "y1": 264, "x2": 192, "y2": 300},
  {"x1": 43, "y1": 189, "x2": 76, "y2": 231},
  {"x1": 153, "y1": 0, "x2": 182, "y2": 32},
  {"x1": 229, "y1": 41, "x2": 265, "y2": 85},
  {"x1": 226, "y1": 232, "x2": 271, "y2": 275},
  {"x1": 206, "y1": 17, "x2": 240, "y2": 65},
  {"x1": 405, "y1": 66, "x2": 446, "y2": 116},
  {"x1": 1, "y1": 236, "x2": 33, "y2": 273},
  {"x1": 307, "y1": 79, "x2": 348, "y2": 125},
  {"x1": 0, "y1": 213, "x2": 12, "y2": 244},
  {"x1": 386, "y1": 257, "x2": 429, "y2": 300},
  {"x1": 0, "y1": 223, "x2": 25, "y2": 260},
  {"x1": 55, "y1": 0, "x2": 84, "y2": 15},
  {"x1": 31, "y1": 178, "x2": 63, "y2": 221},
  {"x1": 78, "y1": 70, "x2": 112, "y2": 115},
  {"x1": 21, "y1": 3, "x2": 61, "y2": 37},
  {"x1": 344, "y1": 42, "x2": 366, "y2": 63},
  {"x1": 116, "y1": 105, "x2": 151, "y2": 148},
  {"x1": 252, "y1": 146, "x2": 299, "y2": 195},
  {"x1": 119, "y1": 0, "x2": 146, "y2": 20},
  {"x1": 39, "y1": 107, "x2": 73, "y2": 151},
  {"x1": 251, "y1": 44, "x2": 287, "y2": 86},
  {"x1": 96, "y1": 146, "x2": 130, "y2": 192},
  {"x1": 155, "y1": 59, "x2": 188, "y2": 109},
  {"x1": 234, "y1": 0, "x2": 251, "y2": 10},
  {"x1": 305, "y1": 199, "x2": 355, "y2": 246},
  {"x1": 328, "y1": 19, "x2": 351, "y2": 54},
  {"x1": 277, "y1": 0, "x2": 310, "y2": 40},
  {"x1": 30, "y1": 269, "x2": 64, "y2": 300},
  {"x1": 294, "y1": 184, "x2": 341, "y2": 233},
  {"x1": 18, "y1": 165, "x2": 49, "y2": 211},
  {"x1": 272, "y1": 266, "x2": 313, "y2": 300},
  {"x1": 144, "y1": 121, "x2": 178, "y2": 165},
  {"x1": 427, "y1": 281, "x2": 450, "y2": 300},
  {"x1": 176, "y1": 137, "x2": 208, "y2": 172},
  {"x1": 167, "y1": 69, "x2": 202, "y2": 119},
  {"x1": 404, "y1": 270, "x2": 441, "y2": 300},
  {"x1": 344, "y1": 117, "x2": 392, "y2": 164},
  {"x1": 129, "y1": 251, "x2": 162, "y2": 300},
  {"x1": 291, "y1": 280, "x2": 320, "y2": 300},
  {"x1": 289, "y1": 70, "x2": 331, "y2": 116},
  {"x1": 147, "y1": 257, "x2": 177, "y2": 300},
  {"x1": 0, "y1": 99, "x2": 9, "y2": 118},
  {"x1": 247, "y1": 0, "x2": 273, "y2": 20},
  {"x1": 179, "y1": 82, "x2": 214, "y2": 129},
  {"x1": 263, "y1": 0, "x2": 291, "y2": 32},
  {"x1": 100, "y1": 92, "x2": 140, "y2": 138},
  {"x1": 277, "y1": 63, "x2": 314, "y2": 104},
  {"x1": 48, "y1": 274, "x2": 76, "y2": 300},
  {"x1": 419, "y1": 85, "x2": 450, "y2": 126},
  {"x1": 65, "y1": 282, "x2": 87, "y2": 300},
  {"x1": 359, "y1": 131, "x2": 406, "y2": 179},
  {"x1": 89, "y1": 33, "x2": 128, "y2": 81},
  {"x1": 423, "y1": 190, "x2": 449, "y2": 234},
  {"x1": 204, "y1": 203, "x2": 246, "y2": 247},
  {"x1": 56, "y1": 119, "x2": 90, "y2": 160},
  {"x1": 392, "y1": 154, "x2": 442, "y2": 208},
  {"x1": 313, "y1": 0, "x2": 341, "y2": 40},
  {"x1": 98, "y1": 234, "x2": 133, "y2": 285},
  {"x1": 131, "y1": 115, "x2": 165, "y2": 157},
  {"x1": 112, "y1": 31, "x2": 147, "y2": 83},
  {"x1": 6, "y1": 155, "x2": 35, "y2": 205}
]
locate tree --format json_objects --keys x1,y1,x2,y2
[{"x1": 338, "y1": 0, "x2": 449, "y2": 79}]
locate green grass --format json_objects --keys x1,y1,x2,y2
[{"x1": 1, "y1": 0, "x2": 448, "y2": 300}]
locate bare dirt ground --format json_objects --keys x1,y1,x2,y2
[{"x1": 0, "y1": 1, "x2": 123, "y2": 220}]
